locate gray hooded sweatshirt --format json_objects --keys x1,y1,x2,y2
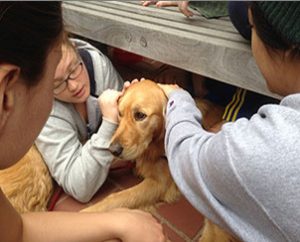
[
  {"x1": 35, "y1": 39, "x2": 123, "y2": 203},
  {"x1": 165, "y1": 89, "x2": 300, "y2": 242}
]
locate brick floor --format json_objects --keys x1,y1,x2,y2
[{"x1": 52, "y1": 163, "x2": 205, "y2": 242}]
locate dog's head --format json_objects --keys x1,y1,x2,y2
[{"x1": 109, "y1": 80, "x2": 167, "y2": 160}]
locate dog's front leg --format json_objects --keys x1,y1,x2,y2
[{"x1": 81, "y1": 177, "x2": 164, "y2": 213}]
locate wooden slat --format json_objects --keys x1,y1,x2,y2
[
  {"x1": 65, "y1": 1, "x2": 245, "y2": 44},
  {"x1": 91, "y1": 1, "x2": 237, "y2": 33},
  {"x1": 62, "y1": 1, "x2": 279, "y2": 99}
]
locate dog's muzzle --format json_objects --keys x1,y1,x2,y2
[{"x1": 109, "y1": 142, "x2": 123, "y2": 157}]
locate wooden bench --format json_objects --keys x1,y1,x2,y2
[{"x1": 62, "y1": 1, "x2": 280, "y2": 99}]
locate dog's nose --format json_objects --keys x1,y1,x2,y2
[{"x1": 109, "y1": 142, "x2": 123, "y2": 157}]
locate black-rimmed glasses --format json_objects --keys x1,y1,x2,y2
[{"x1": 53, "y1": 59, "x2": 83, "y2": 95}]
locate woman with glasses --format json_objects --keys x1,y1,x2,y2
[{"x1": 35, "y1": 36, "x2": 124, "y2": 203}]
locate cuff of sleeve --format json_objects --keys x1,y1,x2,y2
[{"x1": 97, "y1": 119, "x2": 118, "y2": 141}]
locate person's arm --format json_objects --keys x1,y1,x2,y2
[
  {"x1": 0, "y1": 189, "x2": 23, "y2": 242},
  {"x1": 161, "y1": 85, "x2": 294, "y2": 241},
  {"x1": 142, "y1": 1, "x2": 228, "y2": 19},
  {"x1": 0, "y1": 190, "x2": 166, "y2": 242},
  {"x1": 157, "y1": 84, "x2": 227, "y2": 223},
  {"x1": 142, "y1": 1, "x2": 193, "y2": 17},
  {"x1": 35, "y1": 102, "x2": 116, "y2": 203},
  {"x1": 163, "y1": 89, "x2": 225, "y2": 221},
  {"x1": 22, "y1": 209, "x2": 166, "y2": 242}
]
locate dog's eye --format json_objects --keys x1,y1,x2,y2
[{"x1": 134, "y1": 111, "x2": 147, "y2": 121}]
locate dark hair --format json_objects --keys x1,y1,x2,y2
[
  {"x1": 250, "y1": 2, "x2": 300, "y2": 59},
  {"x1": 0, "y1": 2, "x2": 63, "y2": 86}
]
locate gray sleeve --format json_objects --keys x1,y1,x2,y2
[
  {"x1": 165, "y1": 90, "x2": 225, "y2": 223},
  {"x1": 35, "y1": 114, "x2": 117, "y2": 203},
  {"x1": 165, "y1": 90, "x2": 289, "y2": 241}
]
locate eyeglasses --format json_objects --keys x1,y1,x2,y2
[{"x1": 53, "y1": 59, "x2": 83, "y2": 95}]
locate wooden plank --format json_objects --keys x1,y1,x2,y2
[
  {"x1": 90, "y1": 1, "x2": 237, "y2": 33},
  {"x1": 62, "y1": 1, "x2": 279, "y2": 99},
  {"x1": 65, "y1": 1, "x2": 244, "y2": 44}
]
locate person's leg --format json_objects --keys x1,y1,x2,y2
[
  {"x1": 203, "y1": 78, "x2": 237, "y2": 108},
  {"x1": 228, "y1": 1, "x2": 251, "y2": 41}
]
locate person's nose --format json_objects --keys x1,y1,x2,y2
[{"x1": 68, "y1": 79, "x2": 79, "y2": 92}]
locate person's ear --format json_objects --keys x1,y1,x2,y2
[{"x1": 0, "y1": 64, "x2": 20, "y2": 130}]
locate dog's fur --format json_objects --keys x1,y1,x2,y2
[
  {"x1": 82, "y1": 80, "x2": 239, "y2": 242},
  {"x1": 0, "y1": 145, "x2": 53, "y2": 213}
]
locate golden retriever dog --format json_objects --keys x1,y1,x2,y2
[
  {"x1": 82, "y1": 80, "x2": 239, "y2": 242},
  {"x1": 0, "y1": 145, "x2": 53, "y2": 213}
]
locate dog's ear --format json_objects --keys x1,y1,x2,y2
[
  {"x1": 153, "y1": 113, "x2": 165, "y2": 143},
  {"x1": 155, "y1": 93, "x2": 167, "y2": 142},
  {"x1": 156, "y1": 84, "x2": 168, "y2": 118},
  {"x1": 162, "y1": 102, "x2": 166, "y2": 119}
]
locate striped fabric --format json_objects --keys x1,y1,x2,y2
[{"x1": 222, "y1": 88, "x2": 247, "y2": 122}]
